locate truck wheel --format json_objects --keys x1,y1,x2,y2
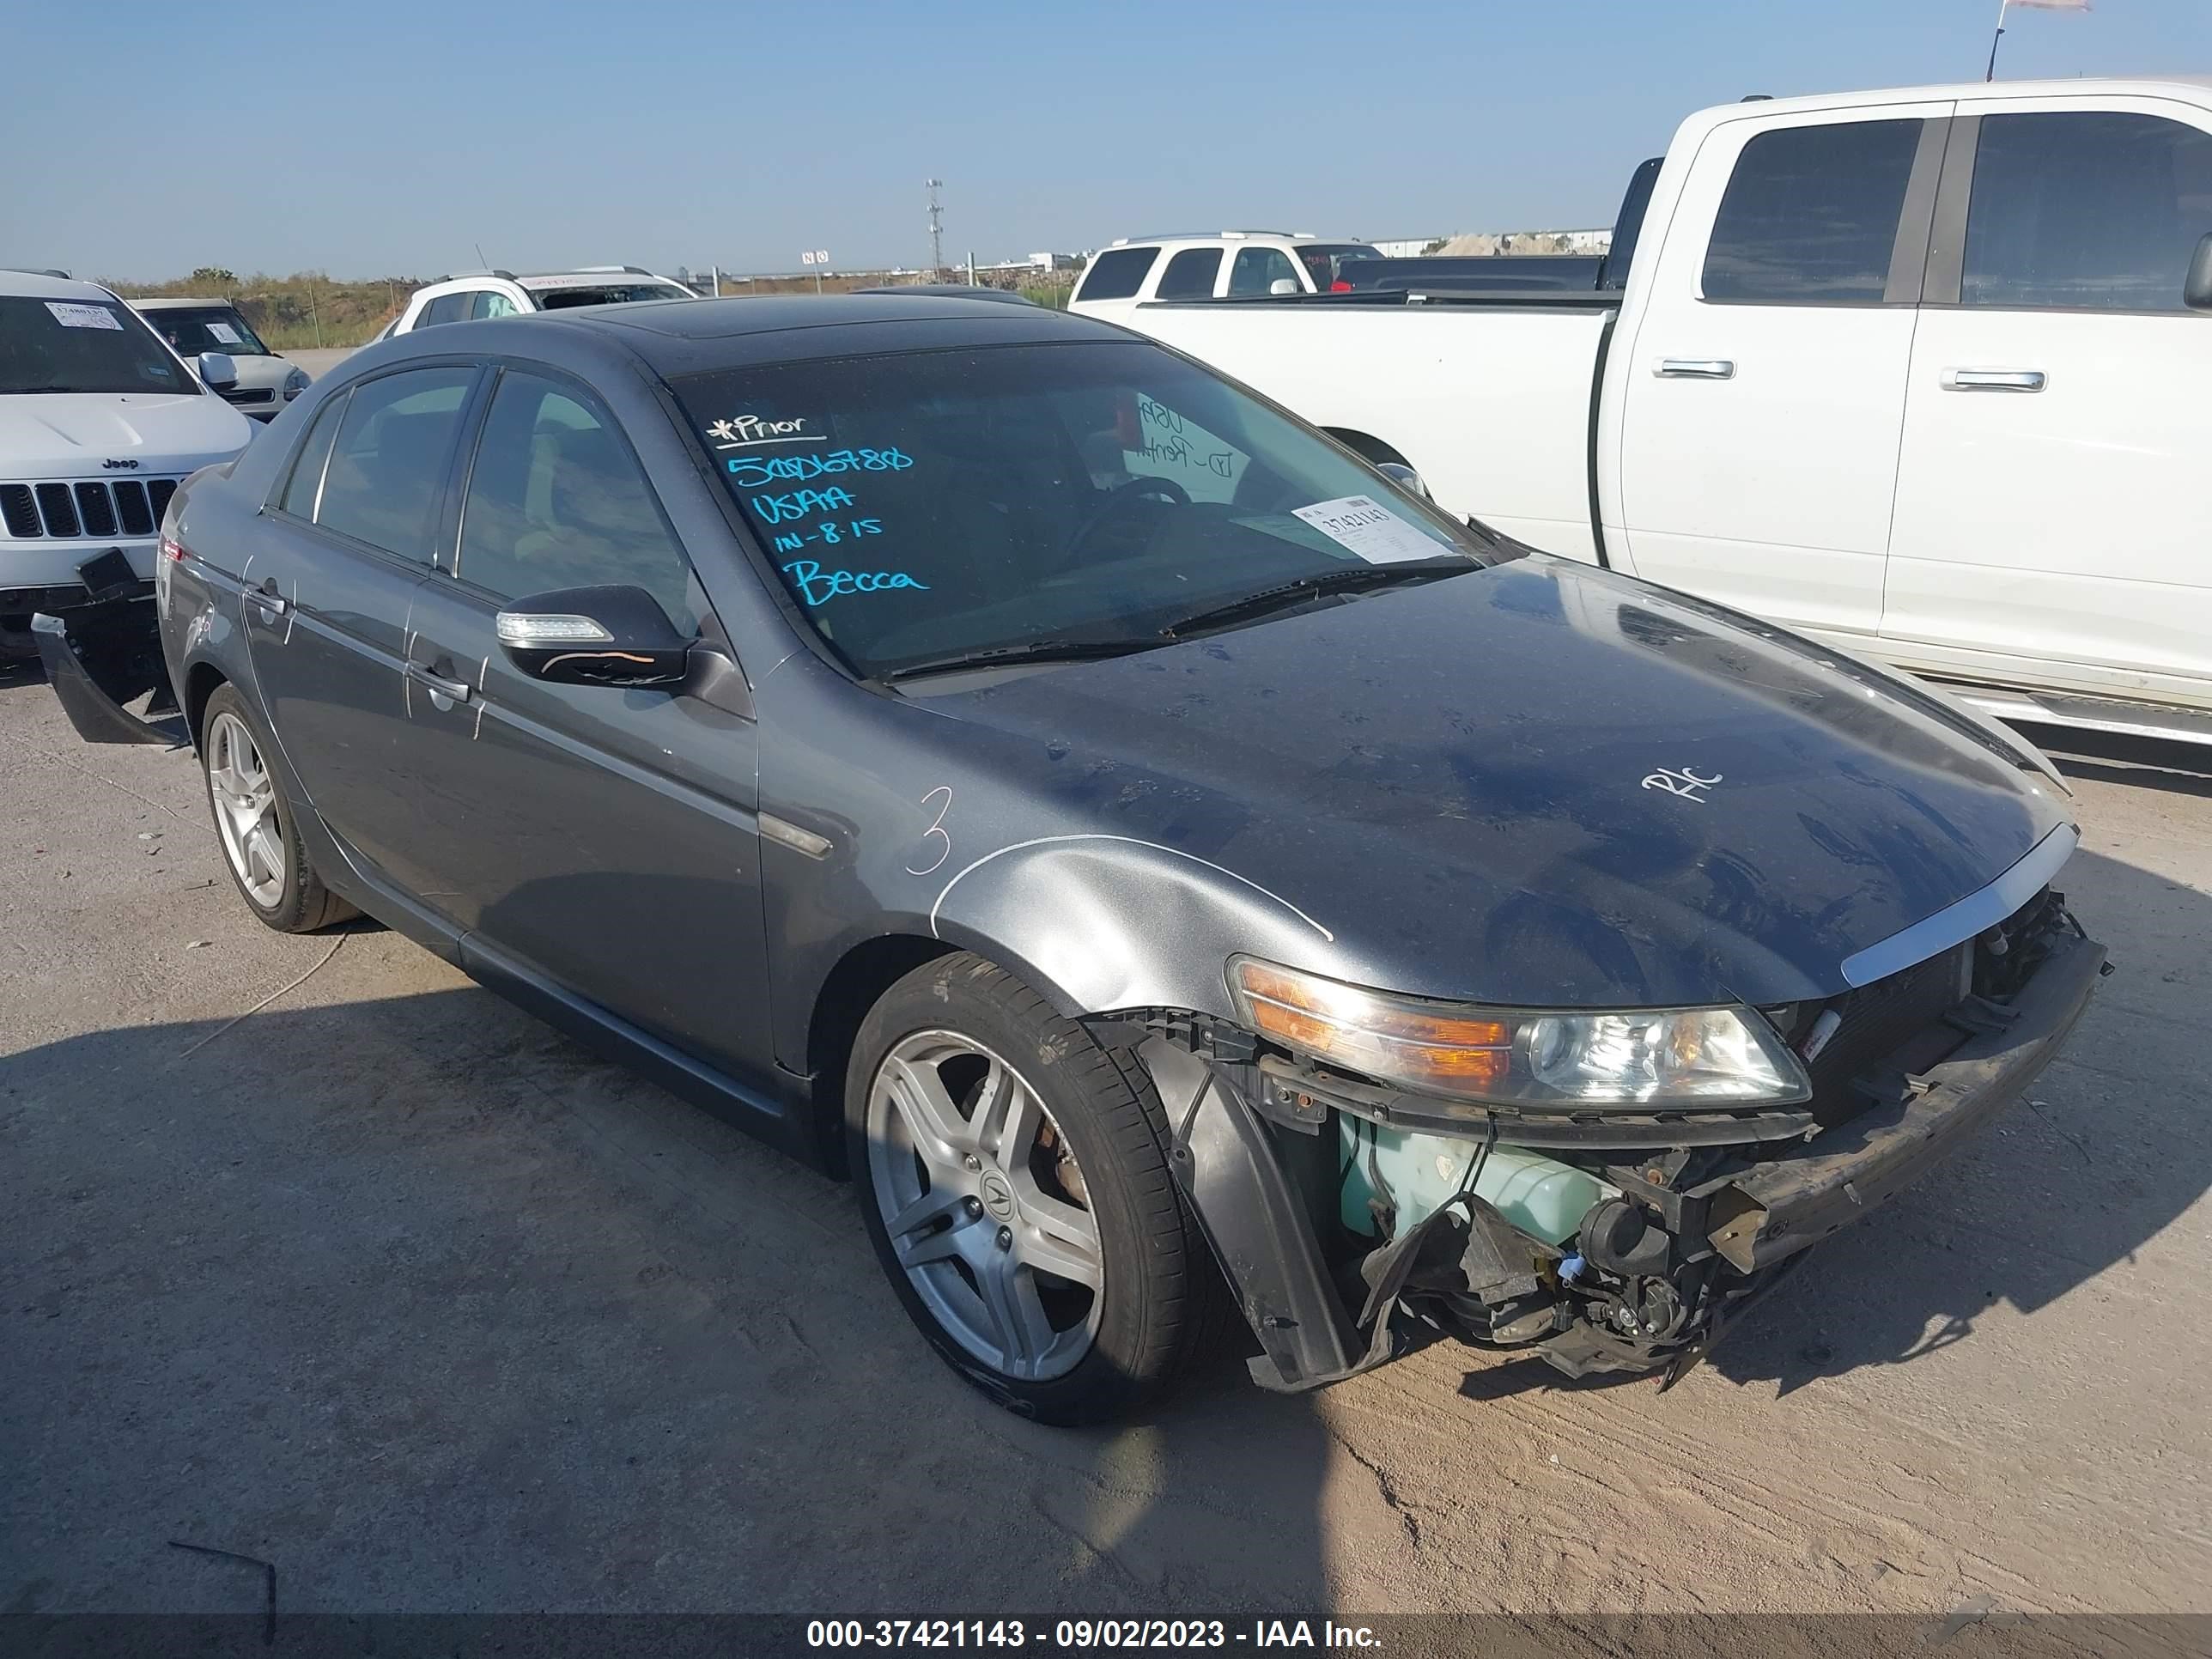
[
  {"x1": 200, "y1": 684, "x2": 354, "y2": 933},
  {"x1": 848, "y1": 952, "x2": 1224, "y2": 1425}
]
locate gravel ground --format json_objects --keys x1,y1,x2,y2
[{"x1": 4, "y1": 662, "x2": 2209, "y2": 1622}]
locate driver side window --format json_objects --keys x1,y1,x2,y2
[{"x1": 455, "y1": 370, "x2": 699, "y2": 631}]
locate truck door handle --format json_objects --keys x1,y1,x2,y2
[
  {"x1": 1655, "y1": 358, "x2": 1735, "y2": 380},
  {"x1": 1943, "y1": 368, "x2": 2046, "y2": 392},
  {"x1": 252, "y1": 578, "x2": 289, "y2": 617},
  {"x1": 404, "y1": 661, "x2": 471, "y2": 703}
]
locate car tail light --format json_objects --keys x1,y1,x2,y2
[
  {"x1": 1330, "y1": 280, "x2": 1353, "y2": 293},
  {"x1": 155, "y1": 534, "x2": 183, "y2": 615}
]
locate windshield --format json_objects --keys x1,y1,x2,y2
[
  {"x1": 0, "y1": 295, "x2": 195, "y2": 396},
  {"x1": 144, "y1": 305, "x2": 272, "y2": 356},
  {"x1": 671, "y1": 339, "x2": 1492, "y2": 679},
  {"x1": 533, "y1": 283, "x2": 690, "y2": 310},
  {"x1": 1297, "y1": 243, "x2": 1382, "y2": 289}
]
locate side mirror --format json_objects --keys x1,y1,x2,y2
[
  {"x1": 1372, "y1": 460, "x2": 1432, "y2": 500},
  {"x1": 495, "y1": 584, "x2": 692, "y2": 688},
  {"x1": 2185, "y1": 232, "x2": 2212, "y2": 311},
  {"x1": 197, "y1": 351, "x2": 239, "y2": 390},
  {"x1": 1267, "y1": 277, "x2": 1300, "y2": 296}
]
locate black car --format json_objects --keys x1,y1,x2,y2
[{"x1": 45, "y1": 295, "x2": 2103, "y2": 1424}]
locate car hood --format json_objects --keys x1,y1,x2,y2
[
  {"x1": 223, "y1": 355, "x2": 298, "y2": 392},
  {"x1": 918, "y1": 557, "x2": 2073, "y2": 1008},
  {"x1": 0, "y1": 392, "x2": 254, "y2": 477}
]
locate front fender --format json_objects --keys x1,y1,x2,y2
[{"x1": 927, "y1": 831, "x2": 1338, "y2": 1021}]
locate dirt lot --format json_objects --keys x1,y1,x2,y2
[{"x1": 4, "y1": 663, "x2": 2209, "y2": 1621}]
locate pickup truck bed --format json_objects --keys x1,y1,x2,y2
[{"x1": 1133, "y1": 290, "x2": 1618, "y2": 564}]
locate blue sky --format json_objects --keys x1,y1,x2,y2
[{"x1": 8, "y1": 1, "x2": 2208, "y2": 282}]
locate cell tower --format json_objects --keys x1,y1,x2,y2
[{"x1": 926, "y1": 179, "x2": 945, "y2": 277}]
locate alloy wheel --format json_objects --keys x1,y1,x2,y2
[
  {"x1": 206, "y1": 709, "x2": 286, "y2": 908},
  {"x1": 865, "y1": 1031, "x2": 1104, "y2": 1382}
]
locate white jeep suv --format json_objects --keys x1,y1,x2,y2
[
  {"x1": 1, "y1": 270, "x2": 254, "y2": 660},
  {"x1": 1069, "y1": 232, "x2": 1382, "y2": 323},
  {"x1": 387, "y1": 266, "x2": 691, "y2": 336}
]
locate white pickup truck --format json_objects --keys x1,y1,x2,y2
[{"x1": 1120, "y1": 76, "x2": 2212, "y2": 746}]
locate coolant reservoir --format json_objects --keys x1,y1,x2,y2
[{"x1": 1339, "y1": 1120, "x2": 1617, "y2": 1244}]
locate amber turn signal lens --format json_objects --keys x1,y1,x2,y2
[{"x1": 1232, "y1": 960, "x2": 1510, "y2": 1092}]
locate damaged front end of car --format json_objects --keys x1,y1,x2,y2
[{"x1": 1117, "y1": 875, "x2": 2106, "y2": 1394}]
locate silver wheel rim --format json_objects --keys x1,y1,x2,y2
[
  {"x1": 206, "y1": 710, "x2": 286, "y2": 908},
  {"x1": 866, "y1": 1031, "x2": 1104, "y2": 1382}
]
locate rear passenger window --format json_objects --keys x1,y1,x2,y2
[
  {"x1": 1075, "y1": 247, "x2": 1160, "y2": 302},
  {"x1": 1155, "y1": 248, "x2": 1223, "y2": 299},
  {"x1": 1228, "y1": 246, "x2": 1301, "y2": 295},
  {"x1": 278, "y1": 390, "x2": 349, "y2": 519},
  {"x1": 468, "y1": 289, "x2": 521, "y2": 320},
  {"x1": 417, "y1": 293, "x2": 470, "y2": 328},
  {"x1": 314, "y1": 367, "x2": 476, "y2": 560},
  {"x1": 455, "y1": 370, "x2": 698, "y2": 630},
  {"x1": 1961, "y1": 112, "x2": 2212, "y2": 311},
  {"x1": 1702, "y1": 118, "x2": 1924, "y2": 303}
]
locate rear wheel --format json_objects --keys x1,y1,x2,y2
[
  {"x1": 200, "y1": 684, "x2": 353, "y2": 933},
  {"x1": 847, "y1": 952, "x2": 1223, "y2": 1425}
]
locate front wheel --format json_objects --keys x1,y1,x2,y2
[{"x1": 847, "y1": 953, "x2": 1224, "y2": 1425}]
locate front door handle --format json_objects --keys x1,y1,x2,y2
[
  {"x1": 1942, "y1": 368, "x2": 2047, "y2": 392},
  {"x1": 404, "y1": 661, "x2": 471, "y2": 703},
  {"x1": 1655, "y1": 358, "x2": 1735, "y2": 380}
]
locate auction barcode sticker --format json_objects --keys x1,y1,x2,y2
[
  {"x1": 1291, "y1": 494, "x2": 1445, "y2": 564},
  {"x1": 46, "y1": 302, "x2": 123, "y2": 331}
]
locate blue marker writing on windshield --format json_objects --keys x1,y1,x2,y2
[{"x1": 783, "y1": 558, "x2": 928, "y2": 607}]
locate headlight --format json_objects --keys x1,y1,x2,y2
[
  {"x1": 283, "y1": 368, "x2": 310, "y2": 400},
  {"x1": 1227, "y1": 957, "x2": 1809, "y2": 1109}
]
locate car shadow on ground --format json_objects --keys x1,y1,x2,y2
[{"x1": 4, "y1": 980, "x2": 1339, "y2": 1615}]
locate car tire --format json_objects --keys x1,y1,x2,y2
[
  {"x1": 848, "y1": 951, "x2": 1229, "y2": 1425},
  {"x1": 199, "y1": 684, "x2": 355, "y2": 933}
]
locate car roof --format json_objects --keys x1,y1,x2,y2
[
  {"x1": 373, "y1": 294, "x2": 1124, "y2": 377},
  {"x1": 418, "y1": 269, "x2": 682, "y2": 294},
  {"x1": 0, "y1": 270, "x2": 122, "y2": 303},
  {"x1": 1109, "y1": 230, "x2": 1330, "y2": 246},
  {"x1": 133, "y1": 296, "x2": 238, "y2": 310},
  {"x1": 1683, "y1": 74, "x2": 2212, "y2": 131}
]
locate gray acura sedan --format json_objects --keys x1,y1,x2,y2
[{"x1": 41, "y1": 295, "x2": 2104, "y2": 1423}]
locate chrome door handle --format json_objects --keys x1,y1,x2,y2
[
  {"x1": 252, "y1": 579, "x2": 289, "y2": 617},
  {"x1": 404, "y1": 662, "x2": 471, "y2": 702},
  {"x1": 1655, "y1": 358, "x2": 1735, "y2": 380},
  {"x1": 1943, "y1": 368, "x2": 2046, "y2": 392}
]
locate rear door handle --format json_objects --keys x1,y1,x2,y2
[
  {"x1": 252, "y1": 577, "x2": 289, "y2": 617},
  {"x1": 1943, "y1": 368, "x2": 2046, "y2": 392},
  {"x1": 1655, "y1": 358, "x2": 1735, "y2": 380},
  {"x1": 404, "y1": 661, "x2": 471, "y2": 703}
]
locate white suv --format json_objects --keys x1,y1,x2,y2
[
  {"x1": 388, "y1": 266, "x2": 691, "y2": 336},
  {"x1": 1069, "y1": 232, "x2": 1382, "y2": 323},
  {"x1": 1, "y1": 270, "x2": 254, "y2": 660}
]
